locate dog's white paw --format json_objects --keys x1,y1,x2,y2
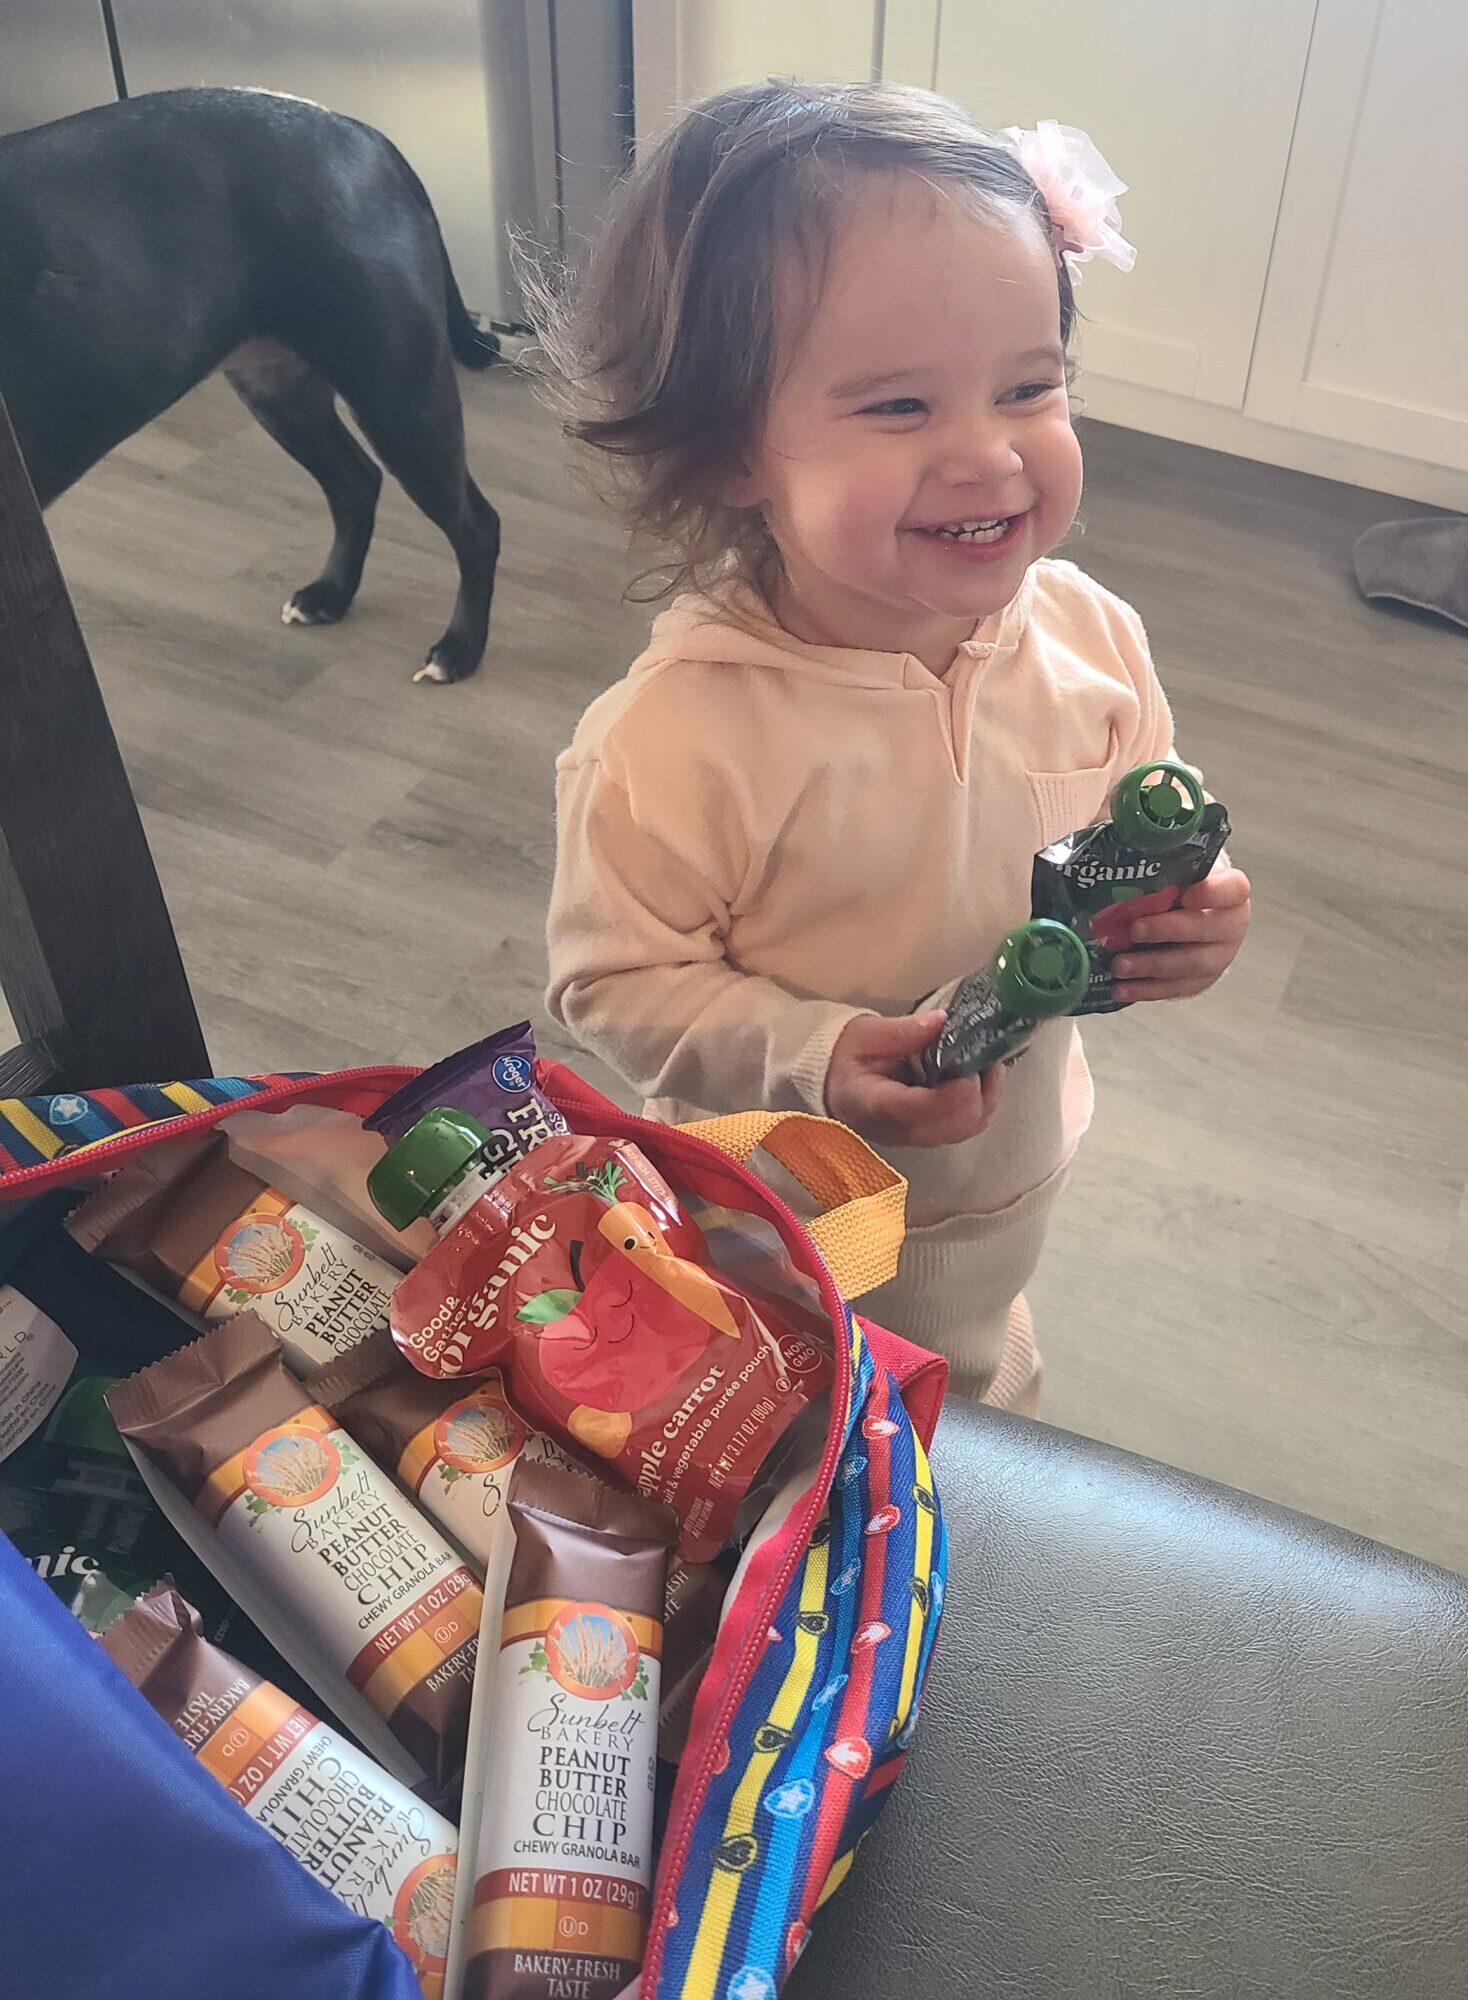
[
  {"x1": 413, "y1": 659, "x2": 451, "y2": 685},
  {"x1": 281, "y1": 599, "x2": 311, "y2": 626}
]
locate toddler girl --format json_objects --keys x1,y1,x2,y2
[{"x1": 543, "y1": 82, "x2": 1250, "y2": 1410}]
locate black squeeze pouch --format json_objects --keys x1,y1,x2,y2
[{"x1": 1030, "y1": 762, "x2": 1230, "y2": 1015}]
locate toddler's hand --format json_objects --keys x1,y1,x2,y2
[
  {"x1": 826, "y1": 1011, "x2": 1003, "y2": 1149},
  {"x1": 1109, "y1": 865, "x2": 1252, "y2": 1003}
]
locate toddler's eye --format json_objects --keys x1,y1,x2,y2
[
  {"x1": 858, "y1": 396, "x2": 927, "y2": 418},
  {"x1": 1005, "y1": 379, "x2": 1063, "y2": 404}
]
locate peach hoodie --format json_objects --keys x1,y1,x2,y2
[{"x1": 547, "y1": 559, "x2": 1175, "y2": 1371}]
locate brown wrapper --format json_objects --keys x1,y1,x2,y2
[
  {"x1": 75, "y1": 1136, "x2": 268, "y2": 1300},
  {"x1": 106, "y1": 1314, "x2": 484, "y2": 1801},
  {"x1": 307, "y1": 1333, "x2": 585, "y2": 1577},
  {"x1": 657, "y1": 1558, "x2": 731, "y2": 1765},
  {"x1": 463, "y1": 1461, "x2": 676, "y2": 2000},
  {"x1": 102, "y1": 1584, "x2": 459, "y2": 2000},
  {"x1": 75, "y1": 1135, "x2": 402, "y2": 1372}
]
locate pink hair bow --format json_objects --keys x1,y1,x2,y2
[{"x1": 1001, "y1": 120, "x2": 1136, "y2": 277}]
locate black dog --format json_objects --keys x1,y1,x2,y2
[{"x1": 0, "y1": 87, "x2": 500, "y2": 682}]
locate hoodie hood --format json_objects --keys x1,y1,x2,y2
[{"x1": 631, "y1": 574, "x2": 1038, "y2": 691}]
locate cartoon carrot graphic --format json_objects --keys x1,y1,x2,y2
[
  {"x1": 543, "y1": 1158, "x2": 740, "y2": 1338},
  {"x1": 595, "y1": 1201, "x2": 740, "y2": 1337}
]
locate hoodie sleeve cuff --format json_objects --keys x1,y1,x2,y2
[{"x1": 788, "y1": 1006, "x2": 874, "y2": 1118}]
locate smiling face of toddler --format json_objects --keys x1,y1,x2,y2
[{"x1": 728, "y1": 173, "x2": 1084, "y2": 674}]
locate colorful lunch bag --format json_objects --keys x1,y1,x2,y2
[{"x1": 0, "y1": 1055, "x2": 949, "y2": 2000}]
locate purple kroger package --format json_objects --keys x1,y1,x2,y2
[{"x1": 364, "y1": 1024, "x2": 570, "y2": 1174}]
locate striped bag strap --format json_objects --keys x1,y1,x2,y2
[{"x1": 0, "y1": 1076, "x2": 309, "y2": 1171}]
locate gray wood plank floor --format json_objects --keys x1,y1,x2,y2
[{"x1": 30, "y1": 367, "x2": 1468, "y2": 1573}]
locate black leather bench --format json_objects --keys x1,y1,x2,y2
[{"x1": 796, "y1": 1403, "x2": 1468, "y2": 1999}]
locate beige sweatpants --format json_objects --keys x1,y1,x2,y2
[{"x1": 859, "y1": 1162, "x2": 1066, "y2": 1418}]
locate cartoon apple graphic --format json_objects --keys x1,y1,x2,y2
[{"x1": 516, "y1": 1157, "x2": 740, "y2": 1455}]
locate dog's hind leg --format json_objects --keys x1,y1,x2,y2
[
  {"x1": 223, "y1": 341, "x2": 383, "y2": 627},
  {"x1": 345, "y1": 349, "x2": 500, "y2": 684}
]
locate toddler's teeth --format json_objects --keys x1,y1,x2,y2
[{"x1": 928, "y1": 516, "x2": 1010, "y2": 544}]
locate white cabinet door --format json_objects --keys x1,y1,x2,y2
[
  {"x1": 1246, "y1": 0, "x2": 1468, "y2": 472},
  {"x1": 634, "y1": 0, "x2": 878, "y2": 139},
  {"x1": 917, "y1": 0, "x2": 1316, "y2": 407}
]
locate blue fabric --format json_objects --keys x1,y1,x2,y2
[{"x1": 0, "y1": 1533, "x2": 421, "y2": 2000}]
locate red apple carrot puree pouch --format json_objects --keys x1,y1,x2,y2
[
  {"x1": 75, "y1": 1135, "x2": 402, "y2": 1372},
  {"x1": 102, "y1": 1584, "x2": 458, "y2": 1999},
  {"x1": 368, "y1": 1119, "x2": 833, "y2": 1562},
  {"x1": 308, "y1": 1330, "x2": 584, "y2": 1577},
  {"x1": 106, "y1": 1313, "x2": 484, "y2": 1797},
  {"x1": 463, "y1": 1461, "x2": 676, "y2": 2000}
]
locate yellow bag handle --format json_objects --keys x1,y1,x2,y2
[{"x1": 678, "y1": 1109, "x2": 906, "y2": 1301}]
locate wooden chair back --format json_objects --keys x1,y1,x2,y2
[{"x1": 0, "y1": 392, "x2": 208, "y2": 1093}]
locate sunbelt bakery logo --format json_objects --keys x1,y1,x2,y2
[
  {"x1": 434, "y1": 1389, "x2": 523, "y2": 1482},
  {"x1": 242, "y1": 1424, "x2": 356, "y2": 1518},
  {"x1": 215, "y1": 1213, "x2": 312, "y2": 1300},
  {"x1": 522, "y1": 1602, "x2": 648, "y2": 1703},
  {"x1": 392, "y1": 1853, "x2": 455, "y2": 1980}
]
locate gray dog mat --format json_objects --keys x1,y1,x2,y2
[{"x1": 1352, "y1": 515, "x2": 1468, "y2": 629}]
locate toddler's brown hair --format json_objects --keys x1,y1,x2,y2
[{"x1": 529, "y1": 78, "x2": 1076, "y2": 597}]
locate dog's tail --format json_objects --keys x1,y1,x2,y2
[
  {"x1": 384, "y1": 135, "x2": 501, "y2": 370},
  {"x1": 442, "y1": 250, "x2": 501, "y2": 370}
]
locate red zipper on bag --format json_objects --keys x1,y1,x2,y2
[
  {"x1": 546, "y1": 1074, "x2": 853, "y2": 1993},
  {"x1": 0, "y1": 1059, "x2": 854, "y2": 1993}
]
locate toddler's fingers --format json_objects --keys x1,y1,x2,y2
[
  {"x1": 907, "y1": 1078, "x2": 988, "y2": 1144},
  {"x1": 855, "y1": 1009, "x2": 946, "y2": 1062},
  {"x1": 979, "y1": 1061, "x2": 1006, "y2": 1117},
  {"x1": 1124, "y1": 904, "x2": 1250, "y2": 948},
  {"x1": 869, "y1": 1073, "x2": 990, "y2": 1148},
  {"x1": 1112, "y1": 943, "x2": 1233, "y2": 984},
  {"x1": 1180, "y1": 867, "x2": 1251, "y2": 911},
  {"x1": 936, "y1": 1063, "x2": 1007, "y2": 1137},
  {"x1": 1114, "y1": 974, "x2": 1217, "y2": 1003}
]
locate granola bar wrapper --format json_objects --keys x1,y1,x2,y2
[
  {"x1": 0, "y1": 1282, "x2": 315, "y2": 1703},
  {"x1": 106, "y1": 1314, "x2": 484, "y2": 1799},
  {"x1": 102, "y1": 1584, "x2": 458, "y2": 2000},
  {"x1": 73, "y1": 1134, "x2": 402, "y2": 1373},
  {"x1": 461, "y1": 1461, "x2": 676, "y2": 2000},
  {"x1": 307, "y1": 1330, "x2": 584, "y2": 1578}
]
